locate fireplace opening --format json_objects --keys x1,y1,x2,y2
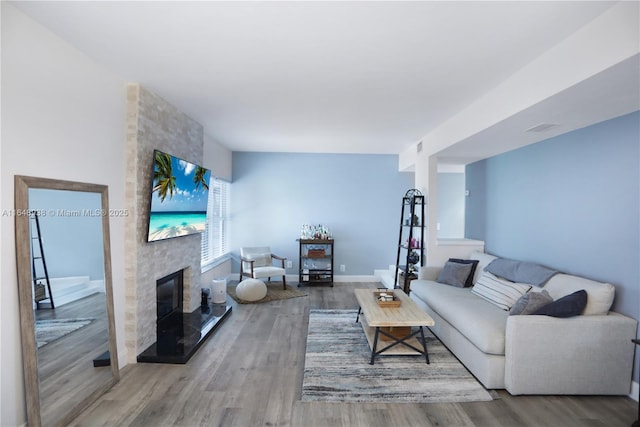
[{"x1": 157, "y1": 270, "x2": 183, "y2": 322}]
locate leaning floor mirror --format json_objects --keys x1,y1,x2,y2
[{"x1": 15, "y1": 176, "x2": 119, "y2": 427}]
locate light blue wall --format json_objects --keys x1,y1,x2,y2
[
  {"x1": 437, "y1": 172, "x2": 465, "y2": 238},
  {"x1": 231, "y1": 152, "x2": 414, "y2": 276},
  {"x1": 28, "y1": 189, "x2": 105, "y2": 280},
  {"x1": 465, "y1": 111, "x2": 639, "y2": 380}
]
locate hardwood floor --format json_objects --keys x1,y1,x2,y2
[
  {"x1": 70, "y1": 283, "x2": 637, "y2": 427},
  {"x1": 35, "y1": 293, "x2": 113, "y2": 425}
]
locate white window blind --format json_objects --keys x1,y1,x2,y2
[{"x1": 201, "y1": 178, "x2": 229, "y2": 268}]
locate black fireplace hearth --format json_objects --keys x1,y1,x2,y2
[
  {"x1": 137, "y1": 270, "x2": 231, "y2": 364},
  {"x1": 137, "y1": 302, "x2": 231, "y2": 364}
]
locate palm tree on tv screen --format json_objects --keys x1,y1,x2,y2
[
  {"x1": 193, "y1": 166, "x2": 209, "y2": 191},
  {"x1": 153, "y1": 152, "x2": 177, "y2": 202}
]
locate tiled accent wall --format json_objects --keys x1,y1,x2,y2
[{"x1": 125, "y1": 84, "x2": 204, "y2": 361}]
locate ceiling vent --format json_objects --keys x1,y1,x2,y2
[
  {"x1": 526, "y1": 123, "x2": 559, "y2": 133},
  {"x1": 417, "y1": 141, "x2": 423, "y2": 153}
]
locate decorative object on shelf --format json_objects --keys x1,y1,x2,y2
[
  {"x1": 307, "y1": 248, "x2": 326, "y2": 258},
  {"x1": 300, "y1": 224, "x2": 332, "y2": 240},
  {"x1": 404, "y1": 188, "x2": 423, "y2": 199},
  {"x1": 394, "y1": 190, "x2": 426, "y2": 293},
  {"x1": 407, "y1": 251, "x2": 420, "y2": 265},
  {"x1": 404, "y1": 238, "x2": 420, "y2": 249}
]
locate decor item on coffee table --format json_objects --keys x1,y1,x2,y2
[
  {"x1": 354, "y1": 288, "x2": 434, "y2": 365},
  {"x1": 228, "y1": 282, "x2": 308, "y2": 304},
  {"x1": 240, "y1": 246, "x2": 287, "y2": 289},
  {"x1": 302, "y1": 309, "x2": 493, "y2": 403}
]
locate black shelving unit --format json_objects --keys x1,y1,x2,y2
[
  {"x1": 298, "y1": 239, "x2": 334, "y2": 287},
  {"x1": 30, "y1": 213, "x2": 55, "y2": 309},
  {"x1": 394, "y1": 189, "x2": 426, "y2": 294}
]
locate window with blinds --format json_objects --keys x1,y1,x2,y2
[{"x1": 201, "y1": 178, "x2": 229, "y2": 269}]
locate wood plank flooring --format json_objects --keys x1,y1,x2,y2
[
  {"x1": 35, "y1": 293, "x2": 113, "y2": 426},
  {"x1": 69, "y1": 282, "x2": 637, "y2": 427}
]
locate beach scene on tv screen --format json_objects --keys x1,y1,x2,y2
[{"x1": 148, "y1": 151, "x2": 211, "y2": 242}]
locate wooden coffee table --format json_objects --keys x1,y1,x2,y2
[{"x1": 354, "y1": 288, "x2": 435, "y2": 365}]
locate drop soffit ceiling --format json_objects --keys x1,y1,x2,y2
[{"x1": 10, "y1": 1, "x2": 638, "y2": 158}]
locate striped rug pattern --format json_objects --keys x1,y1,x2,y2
[
  {"x1": 35, "y1": 318, "x2": 94, "y2": 348},
  {"x1": 301, "y1": 309, "x2": 493, "y2": 403}
]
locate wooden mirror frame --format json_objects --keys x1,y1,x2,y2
[{"x1": 14, "y1": 176, "x2": 119, "y2": 427}]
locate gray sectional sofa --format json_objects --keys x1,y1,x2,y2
[{"x1": 409, "y1": 251, "x2": 638, "y2": 395}]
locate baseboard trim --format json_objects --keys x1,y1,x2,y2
[{"x1": 630, "y1": 380, "x2": 639, "y2": 402}]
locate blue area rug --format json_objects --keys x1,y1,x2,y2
[{"x1": 301, "y1": 309, "x2": 493, "y2": 403}]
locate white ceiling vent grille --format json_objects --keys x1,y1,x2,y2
[{"x1": 526, "y1": 123, "x2": 559, "y2": 133}]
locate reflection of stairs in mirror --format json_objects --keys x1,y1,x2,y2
[{"x1": 37, "y1": 276, "x2": 103, "y2": 309}]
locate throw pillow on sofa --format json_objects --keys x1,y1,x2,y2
[
  {"x1": 448, "y1": 258, "x2": 479, "y2": 287},
  {"x1": 533, "y1": 289, "x2": 587, "y2": 318},
  {"x1": 472, "y1": 271, "x2": 532, "y2": 311},
  {"x1": 509, "y1": 290, "x2": 553, "y2": 315},
  {"x1": 436, "y1": 260, "x2": 474, "y2": 288}
]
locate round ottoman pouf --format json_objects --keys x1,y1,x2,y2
[{"x1": 236, "y1": 278, "x2": 267, "y2": 302}]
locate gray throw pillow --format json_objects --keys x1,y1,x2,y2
[
  {"x1": 436, "y1": 261, "x2": 473, "y2": 288},
  {"x1": 509, "y1": 290, "x2": 553, "y2": 315},
  {"x1": 449, "y1": 258, "x2": 479, "y2": 287}
]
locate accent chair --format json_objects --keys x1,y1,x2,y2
[{"x1": 240, "y1": 246, "x2": 287, "y2": 289}]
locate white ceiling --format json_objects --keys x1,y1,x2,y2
[{"x1": 10, "y1": 1, "x2": 638, "y2": 157}]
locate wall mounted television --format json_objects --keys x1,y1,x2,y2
[{"x1": 147, "y1": 149, "x2": 211, "y2": 242}]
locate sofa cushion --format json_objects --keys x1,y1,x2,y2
[
  {"x1": 533, "y1": 290, "x2": 587, "y2": 318},
  {"x1": 469, "y1": 251, "x2": 498, "y2": 285},
  {"x1": 472, "y1": 271, "x2": 532, "y2": 311},
  {"x1": 448, "y1": 258, "x2": 479, "y2": 287},
  {"x1": 436, "y1": 261, "x2": 474, "y2": 288},
  {"x1": 411, "y1": 279, "x2": 508, "y2": 355},
  {"x1": 543, "y1": 274, "x2": 614, "y2": 315},
  {"x1": 509, "y1": 290, "x2": 553, "y2": 315}
]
